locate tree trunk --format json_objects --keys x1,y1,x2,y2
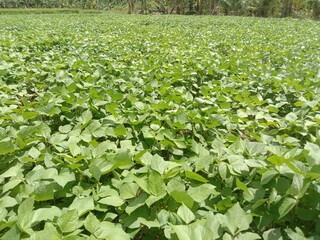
[
  {"x1": 281, "y1": 0, "x2": 292, "y2": 17},
  {"x1": 188, "y1": 0, "x2": 193, "y2": 12},
  {"x1": 196, "y1": 0, "x2": 202, "y2": 14},
  {"x1": 178, "y1": 0, "x2": 184, "y2": 14},
  {"x1": 128, "y1": 0, "x2": 135, "y2": 13},
  {"x1": 141, "y1": 0, "x2": 146, "y2": 13},
  {"x1": 24, "y1": 0, "x2": 29, "y2": 8},
  {"x1": 259, "y1": 0, "x2": 269, "y2": 17},
  {"x1": 210, "y1": 0, "x2": 218, "y2": 14},
  {"x1": 313, "y1": 1, "x2": 320, "y2": 19}
]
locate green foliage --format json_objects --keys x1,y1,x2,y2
[
  {"x1": 0, "y1": 14, "x2": 320, "y2": 239},
  {"x1": 0, "y1": 8, "x2": 104, "y2": 14}
]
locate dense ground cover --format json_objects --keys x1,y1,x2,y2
[{"x1": 0, "y1": 14, "x2": 320, "y2": 239}]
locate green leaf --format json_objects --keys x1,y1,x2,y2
[
  {"x1": 18, "y1": 198, "x2": 34, "y2": 217},
  {"x1": 261, "y1": 170, "x2": 278, "y2": 185},
  {"x1": 185, "y1": 170, "x2": 208, "y2": 182},
  {"x1": 147, "y1": 170, "x2": 166, "y2": 196},
  {"x1": 27, "y1": 144, "x2": 42, "y2": 159},
  {"x1": 172, "y1": 225, "x2": 193, "y2": 240},
  {"x1": 236, "y1": 178, "x2": 249, "y2": 193},
  {"x1": 150, "y1": 154, "x2": 167, "y2": 175},
  {"x1": 57, "y1": 209, "x2": 79, "y2": 233},
  {"x1": 132, "y1": 174, "x2": 150, "y2": 194},
  {"x1": 99, "y1": 195, "x2": 124, "y2": 207},
  {"x1": 246, "y1": 142, "x2": 265, "y2": 156},
  {"x1": 33, "y1": 183, "x2": 55, "y2": 201},
  {"x1": 204, "y1": 213, "x2": 222, "y2": 239},
  {"x1": 119, "y1": 183, "x2": 139, "y2": 199},
  {"x1": 79, "y1": 110, "x2": 92, "y2": 124},
  {"x1": 30, "y1": 222, "x2": 61, "y2": 240},
  {"x1": 170, "y1": 191, "x2": 194, "y2": 209},
  {"x1": 0, "y1": 163, "x2": 23, "y2": 178},
  {"x1": 177, "y1": 204, "x2": 195, "y2": 224},
  {"x1": 114, "y1": 124, "x2": 127, "y2": 136},
  {"x1": 69, "y1": 197, "x2": 94, "y2": 216},
  {"x1": 22, "y1": 111, "x2": 40, "y2": 120},
  {"x1": 187, "y1": 184, "x2": 217, "y2": 203},
  {"x1": 236, "y1": 232, "x2": 261, "y2": 240},
  {"x1": 113, "y1": 149, "x2": 131, "y2": 167},
  {"x1": 1, "y1": 224, "x2": 20, "y2": 240},
  {"x1": 84, "y1": 213, "x2": 100, "y2": 234},
  {"x1": 32, "y1": 207, "x2": 61, "y2": 223},
  {"x1": 59, "y1": 125, "x2": 73, "y2": 133},
  {"x1": 285, "y1": 112, "x2": 297, "y2": 122},
  {"x1": 195, "y1": 155, "x2": 213, "y2": 172},
  {"x1": 138, "y1": 218, "x2": 161, "y2": 228},
  {"x1": 172, "y1": 223, "x2": 215, "y2": 240},
  {"x1": 287, "y1": 174, "x2": 305, "y2": 197},
  {"x1": 278, "y1": 197, "x2": 296, "y2": 219},
  {"x1": 0, "y1": 141, "x2": 14, "y2": 155},
  {"x1": 93, "y1": 221, "x2": 130, "y2": 240},
  {"x1": 68, "y1": 136, "x2": 81, "y2": 157},
  {"x1": 0, "y1": 128, "x2": 6, "y2": 141},
  {"x1": 125, "y1": 193, "x2": 148, "y2": 214},
  {"x1": 2, "y1": 178, "x2": 22, "y2": 193},
  {"x1": 0, "y1": 196, "x2": 18, "y2": 208},
  {"x1": 92, "y1": 141, "x2": 116, "y2": 157},
  {"x1": 90, "y1": 165, "x2": 102, "y2": 181},
  {"x1": 285, "y1": 227, "x2": 305, "y2": 240},
  {"x1": 217, "y1": 202, "x2": 252, "y2": 235},
  {"x1": 262, "y1": 228, "x2": 283, "y2": 240},
  {"x1": 219, "y1": 162, "x2": 229, "y2": 180},
  {"x1": 17, "y1": 198, "x2": 34, "y2": 234},
  {"x1": 53, "y1": 168, "x2": 76, "y2": 187}
]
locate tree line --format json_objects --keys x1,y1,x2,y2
[
  {"x1": 129, "y1": 0, "x2": 320, "y2": 18},
  {"x1": 0, "y1": 0, "x2": 319, "y2": 18}
]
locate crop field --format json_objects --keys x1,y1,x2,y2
[{"x1": 0, "y1": 14, "x2": 320, "y2": 239}]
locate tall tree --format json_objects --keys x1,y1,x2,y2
[
  {"x1": 127, "y1": 0, "x2": 135, "y2": 13},
  {"x1": 281, "y1": 0, "x2": 292, "y2": 17},
  {"x1": 196, "y1": 0, "x2": 203, "y2": 13}
]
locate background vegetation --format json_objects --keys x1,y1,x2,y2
[{"x1": 0, "y1": 0, "x2": 320, "y2": 18}]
